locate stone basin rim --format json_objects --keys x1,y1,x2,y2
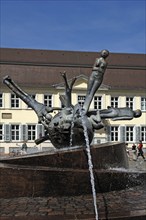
[
  {"x1": 0, "y1": 162, "x2": 146, "y2": 174},
  {"x1": 0, "y1": 142, "x2": 125, "y2": 161}
]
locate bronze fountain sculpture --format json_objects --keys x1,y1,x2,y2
[
  {"x1": 1, "y1": 50, "x2": 145, "y2": 220},
  {"x1": 3, "y1": 49, "x2": 142, "y2": 149}
]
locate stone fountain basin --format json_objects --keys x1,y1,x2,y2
[
  {"x1": 0, "y1": 142, "x2": 129, "y2": 169},
  {"x1": 0, "y1": 142, "x2": 145, "y2": 199},
  {"x1": 0, "y1": 162, "x2": 145, "y2": 199}
]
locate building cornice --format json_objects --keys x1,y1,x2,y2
[{"x1": 0, "y1": 61, "x2": 146, "y2": 70}]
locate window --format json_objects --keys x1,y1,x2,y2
[
  {"x1": 11, "y1": 94, "x2": 19, "y2": 108},
  {"x1": 111, "y1": 126, "x2": 118, "y2": 141},
  {"x1": 44, "y1": 95, "x2": 52, "y2": 107},
  {"x1": 141, "y1": 97, "x2": 146, "y2": 111},
  {"x1": 141, "y1": 126, "x2": 146, "y2": 142},
  {"x1": 126, "y1": 97, "x2": 133, "y2": 109},
  {"x1": 11, "y1": 125, "x2": 20, "y2": 141},
  {"x1": 78, "y1": 95, "x2": 85, "y2": 107},
  {"x1": 0, "y1": 93, "x2": 3, "y2": 108},
  {"x1": 94, "y1": 96, "x2": 102, "y2": 110},
  {"x1": 111, "y1": 97, "x2": 119, "y2": 108},
  {"x1": 0, "y1": 124, "x2": 3, "y2": 140},
  {"x1": 28, "y1": 125, "x2": 36, "y2": 140},
  {"x1": 126, "y1": 126, "x2": 134, "y2": 142}
]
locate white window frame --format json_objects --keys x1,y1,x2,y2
[
  {"x1": 77, "y1": 95, "x2": 86, "y2": 108},
  {"x1": 111, "y1": 96, "x2": 119, "y2": 108},
  {"x1": 126, "y1": 97, "x2": 134, "y2": 110},
  {"x1": 11, "y1": 94, "x2": 20, "y2": 108},
  {"x1": 126, "y1": 126, "x2": 134, "y2": 142},
  {"x1": 111, "y1": 126, "x2": 119, "y2": 142},
  {"x1": 44, "y1": 94, "x2": 52, "y2": 107},
  {"x1": 94, "y1": 96, "x2": 102, "y2": 110},
  {"x1": 27, "y1": 124, "x2": 36, "y2": 141},
  {"x1": 11, "y1": 124, "x2": 20, "y2": 141}
]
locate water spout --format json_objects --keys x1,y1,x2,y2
[
  {"x1": 70, "y1": 109, "x2": 75, "y2": 147},
  {"x1": 79, "y1": 106, "x2": 98, "y2": 220}
]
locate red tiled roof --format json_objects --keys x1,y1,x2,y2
[{"x1": 0, "y1": 48, "x2": 146, "y2": 90}]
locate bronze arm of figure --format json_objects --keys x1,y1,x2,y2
[
  {"x1": 3, "y1": 76, "x2": 61, "y2": 127},
  {"x1": 60, "y1": 71, "x2": 77, "y2": 108}
]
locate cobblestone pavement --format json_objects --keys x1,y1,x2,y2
[
  {"x1": 128, "y1": 157, "x2": 146, "y2": 171},
  {"x1": 0, "y1": 157, "x2": 146, "y2": 220},
  {"x1": 0, "y1": 184, "x2": 146, "y2": 220}
]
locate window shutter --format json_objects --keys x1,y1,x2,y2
[
  {"x1": 119, "y1": 126, "x2": 126, "y2": 142},
  {"x1": 21, "y1": 124, "x2": 28, "y2": 141},
  {"x1": 106, "y1": 126, "x2": 111, "y2": 142},
  {"x1": 134, "y1": 126, "x2": 140, "y2": 143},
  {"x1": 36, "y1": 124, "x2": 44, "y2": 139},
  {"x1": 4, "y1": 124, "x2": 11, "y2": 142}
]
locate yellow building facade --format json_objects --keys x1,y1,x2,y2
[{"x1": 0, "y1": 48, "x2": 146, "y2": 154}]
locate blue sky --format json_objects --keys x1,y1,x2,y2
[{"x1": 1, "y1": 0, "x2": 146, "y2": 54}]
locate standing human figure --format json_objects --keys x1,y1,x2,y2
[
  {"x1": 137, "y1": 140, "x2": 145, "y2": 160},
  {"x1": 83, "y1": 49, "x2": 109, "y2": 114},
  {"x1": 21, "y1": 141, "x2": 28, "y2": 154},
  {"x1": 131, "y1": 143, "x2": 137, "y2": 161}
]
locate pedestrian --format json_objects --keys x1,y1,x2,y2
[
  {"x1": 11, "y1": 149, "x2": 15, "y2": 157},
  {"x1": 137, "y1": 140, "x2": 145, "y2": 160},
  {"x1": 21, "y1": 141, "x2": 28, "y2": 154},
  {"x1": 131, "y1": 143, "x2": 137, "y2": 161}
]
